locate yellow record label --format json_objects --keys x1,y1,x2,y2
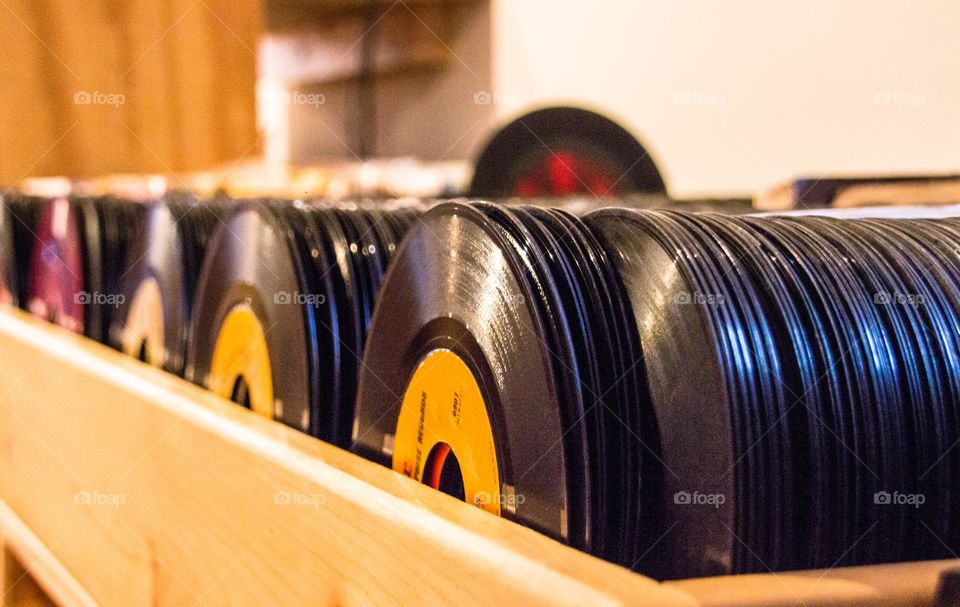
[
  {"x1": 121, "y1": 277, "x2": 164, "y2": 367},
  {"x1": 393, "y1": 349, "x2": 501, "y2": 515},
  {"x1": 209, "y1": 303, "x2": 274, "y2": 419}
]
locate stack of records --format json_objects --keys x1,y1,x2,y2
[
  {"x1": 354, "y1": 202, "x2": 960, "y2": 579},
  {"x1": 188, "y1": 200, "x2": 424, "y2": 445}
]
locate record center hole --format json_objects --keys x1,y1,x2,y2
[
  {"x1": 423, "y1": 442, "x2": 465, "y2": 501},
  {"x1": 230, "y1": 375, "x2": 253, "y2": 410}
]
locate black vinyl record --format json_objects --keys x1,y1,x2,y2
[
  {"x1": 586, "y1": 209, "x2": 738, "y2": 577},
  {"x1": 352, "y1": 202, "x2": 657, "y2": 562},
  {"x1": 83, "y1": 196, "x2": 146, "y2": 345},
  {"x1": 0, "y1": 194, "x2": 17, "y2": 305},
  {"x1": 112, "y1": 194, "x2": 224, "y2": 375},
  {"x1": 585, "y1": 208, "x2": 960, "y2": 577},
  {"x1": 353, "y1": 202, "x2": 575, "y2": 545},
  {"x1": 5, "y1": 194, "x2": 44, "y2": 309},
  {"x1": 188, "y1": 200, "x2": 421, "y2": 444},
  {"x1": 26, "y1": 194, "x2": 146, "y2": 343},
  {"x1": 188, "y1": 200, "x2": 315, "y2": 430}
]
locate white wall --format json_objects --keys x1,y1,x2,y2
[{"x1": 490, "y1": 0, "x2": 960, "y2": 198}]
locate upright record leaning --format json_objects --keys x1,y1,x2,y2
[{"x1": 352, "y1": 201, "x2": 656, "y2": 566}]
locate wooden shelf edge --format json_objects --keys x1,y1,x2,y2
[
  {"x1": 667, "y1": 559, "x2": 957, "y2": 607},
  {"x1": 0, "y1": 499, "x2": 97, "y2": 607}
]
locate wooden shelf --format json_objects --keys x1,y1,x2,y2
[{"x1": 0, "y1": 307, "x2": 954, "y2": 606}]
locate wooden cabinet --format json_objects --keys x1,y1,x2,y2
[{"x1": 0, "y1": 0, "x2": 260, "y2": 184}]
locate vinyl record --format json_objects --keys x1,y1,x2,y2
[
  {"x1": 188, "y1": 200, "x2": 312, "y2": 428},
  {"x1": 26, "y1": 195, "x2": 146, "y2": 341},
  {"x1": 353, "y1": 202, "x2": 572, "y2": 543},
  {"x1": 188, "y1": 199, "x2": 420, "y2": 443},
  {"x1": 584, "y1": 208, "x2": 960, "y2": 577},
  {"x1": 27, "y1": 196, "x2": 86, "y2": 333},
  {"x1": 495, "y1": 194, "x2": 753, "y2": 216},
  {"x1": 853, "y1": 219, "x2": 956, "y2": 561},
  {"x1": 584, "y1": 209, "x2": 742, "y2": 577},
  {"x1": 112, "y1": 194, "x2": 224, "y2": 375},
  {"x1": 0, "y1": 194, "x2": 16, "y2": 305},
  {"x1": 85, "y1": 196, "x2": 148, "y2": 345},
  {"x1": 5, "y1": 194, "x2": 44, "y2": 309},
  {"x1": 352, "y1": 202, "x2": 655, "y2": 563}
]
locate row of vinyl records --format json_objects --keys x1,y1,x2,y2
[{"x1": 1, "y1": 190, "x2": 958, "y2": 580}]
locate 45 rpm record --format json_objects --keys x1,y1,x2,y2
[
  {"x1": 27, "y1": 195, "x2": 146, "y2": 342},
  {"x1": 353, "y1": 202, "x2": 573, "y2": 544},
  {"x1": 188, "y1": 200, "x2": 420, "y2": 443},
  {"x1": 352, "y1": 202, "x2": 654, "y2": 563},
  {"x1": 112, "y1": 194, "x2": 223, "y2": 375},
  {"x1": 586, "y1": 209, "x2": 738, "y2": 577},
  {"x1": 188, "y1": 201, "x2": 313, "y2": 428},
  {"x1": 86, "y1": 196, "x2": 148, "y2": 345},
  {"x1": 5, "y1": 194, "x2": 44, "y2": 309},
  {"x1": 0, "y1": 195, "x2": 17, "y2": 305},
  {"x1": 28, "y1": 196, "x2": 86, "y2": 333},
  {"x1": 584, "y1": 208, "x2": 960, "y2": 577}
]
